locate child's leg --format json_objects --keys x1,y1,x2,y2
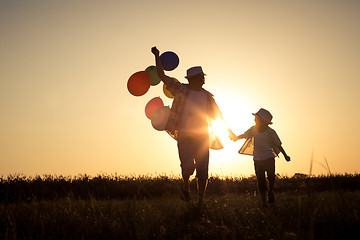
[
  {"x1": 267, "y1": 158, "x2": 276, "y2": 192},
  {"x1": 266, "y1": 158, "x2": 276, "y2": 203},
  {"x1": 268, "y1": 179, "x2": 274, "y2": 194},
  {"x1": 254, "y1": 161, "x2": 267, "y2": 206}
]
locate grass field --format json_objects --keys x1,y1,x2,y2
[{"x1": 1, "y1": 174, "x2": 359, "y2": 239}]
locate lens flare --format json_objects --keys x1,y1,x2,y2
[{"x1": 210, "y1": 119, "x2": 229, "y2": 141}]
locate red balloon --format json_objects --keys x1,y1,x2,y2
[
  {"x1": 127, "y1": 71, "x2": 151, "y2": 96},
  {"x1": 145, "y1": 97, "x2": 164, "y2": 119}
]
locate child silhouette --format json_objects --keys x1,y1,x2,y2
[{"x1": 231, "y1": 108, "x2": 290, "y2": 208}]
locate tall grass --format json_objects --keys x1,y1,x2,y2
[
  {"x1": 1, "y1": 174, "x2": 360, "y2": 239},
  {"x1": 1, "y1": 173, "x2": 359, "y2": 203},
  {"x1": 1, "y1": 192, "x2": 359, "y2": 239}
]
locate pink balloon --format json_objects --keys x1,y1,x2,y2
[
  {"x1": 145, "y1": 97, "x2": 164, "y2": 119},
  {"x1": 127, "y1": 71, "x2": 151, "y2": 96}
]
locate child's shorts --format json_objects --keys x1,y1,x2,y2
[{"x1": 254, "y1": 158, "x2": 275, "y2": 192}]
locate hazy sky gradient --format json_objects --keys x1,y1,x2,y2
[{"x1": 1, "y1": 0, "x2": 359, "y2": 177}]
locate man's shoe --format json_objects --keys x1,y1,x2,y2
[{"x1": 180, "y1": 183, "x2": 190, "y2": 202}]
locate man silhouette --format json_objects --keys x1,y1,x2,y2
[{"x1": 151, "y1": 47, "x2": 236, "y2": 206}]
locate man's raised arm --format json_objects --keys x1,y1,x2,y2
[{"x1": 151, "y1": 46, "x2": 173, "y2": 86}]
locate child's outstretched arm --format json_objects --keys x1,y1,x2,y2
[
  {"x1": 229, "y1": 133, "x2": 245, "y2": 142},
  {"x1": 278, "y1": 146, "x2": 291, "y2": 162},
  {"x1": 236, "y1": 134, "x2": 245, "y2": 140}
]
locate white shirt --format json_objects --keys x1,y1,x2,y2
[
  {"x1": 243, "y1": 127, "x2": 282, "y2": 161},
  {"x1": 179, "y1": 89, "x2": 208, "y2": 134}
]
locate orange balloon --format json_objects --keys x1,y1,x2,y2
[
  {"x1": 145, "y1": 97, "x2": 164, "y2": 119},
  {"x1": 127, "y1": 71, "x2": 151, "y2": 96}
]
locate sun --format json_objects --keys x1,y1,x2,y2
[
  {"x1": 211, "y1": 94, "x2": 255, "y2": 143},
  {"x1": 210, "y1": 119, "x2": 230, "y2": 141},
  {"x1": 206, "y1": 93, "x2": 256, "y2": 176}
]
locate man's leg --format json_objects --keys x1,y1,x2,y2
[
  {"x1": 177, "y1": 133, "x2": 195, "y2": 201},
  {"x1": 197, "y1": 178, "x2": 208, "y2": 204},
  {"x1": 180, "y1": 172, "x2": 191, "y2": 201},
  {"x1": 195, "y1": 134, "x2": 209, "y2": 206}
]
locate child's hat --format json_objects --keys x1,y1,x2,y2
[{"x1": 253, "y1": 108, "x2": 273, "y2": 124}]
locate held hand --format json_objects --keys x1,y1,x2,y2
[
  {"x1": 228, "y1": 131, "x2": 238, "y2": 142},
  {"x1": 151, "y1": 46, "x2": 160, "y2": 56},
  {"x1": 285, "y1": 155, "x2": 291, "y2": 162}
]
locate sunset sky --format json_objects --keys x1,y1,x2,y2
[{"x1": 1, "y1": 0, "x2": 359, "y2": 178}]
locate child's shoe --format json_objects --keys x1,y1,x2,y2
[{"x1": 268, "y1": 192, "x2": 275, "y2": 204}]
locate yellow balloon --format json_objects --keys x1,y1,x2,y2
[
  {"x1": 163, "y1": 83, "x2": 174, "y2": 99},
  {"x1": 163, "y1": 78, "x2": 179, "y2": 99}
]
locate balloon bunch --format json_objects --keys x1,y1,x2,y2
[{"x1": 127, "y1": 51, "x2": 179, "y2": 131}]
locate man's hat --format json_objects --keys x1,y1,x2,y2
[
  {"x1": 253, "y1": 108, "x2": 273, "y2": 124},
  {"x1": 185, "y1": 66, "x2": 206, "y2": 79}
]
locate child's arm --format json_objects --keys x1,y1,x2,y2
[
  {"x1": 236, "y1": 134, "x2": 245, "y2": 140},
  {"x1": 228, "y1": 129, "x2": 237, "y2": 141},
  {"x1": 229, "y1": 133, "x2": 245, "y2": 142},
  {"x1": 230, "y1": 126, "x2": 254, "y2": 141},
  {"x1": 278, "y1": 146, "x2": 291, "y2": 162}
]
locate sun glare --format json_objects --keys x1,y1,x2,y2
[
  {"x1": 211, "y1": 119, "x2": 229, "y2": 141},
  {"x1": 214, "y1": 93, "x2": 255, "y2": 137},
  {"x1": 206, "y1": 93, "x2": 257, "y2": 176}
]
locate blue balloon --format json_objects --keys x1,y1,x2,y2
[{"x1": 160, "y1": 51, "x2": 179, "y2": 71}]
